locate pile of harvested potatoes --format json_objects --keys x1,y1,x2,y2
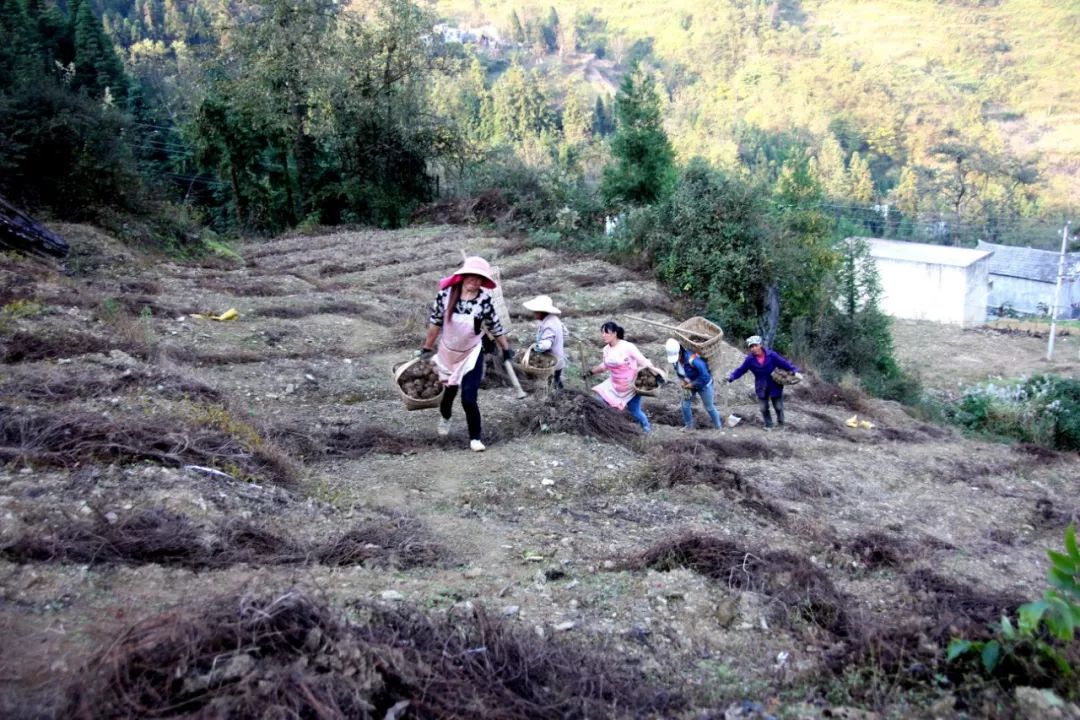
[
  {"x1": 525, "y1": 351, "x2": 557, "y2": 369},
  {"x1": 635, "y1": 368, "x2": 659, "y2": 392},
  {"x1": 398, "y1": 360, "x2": 442, "y2": 400}
]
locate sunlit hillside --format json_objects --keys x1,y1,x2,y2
[{"x1": 434, "y1": 0, "x2": 1080, "y2": 208}]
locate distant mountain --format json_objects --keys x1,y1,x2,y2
[{"x1": 436, "y1": 0, "x2": 1080, "y2": 213}]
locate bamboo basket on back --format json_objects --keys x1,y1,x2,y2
[{"x1": 671, "y1": 317, "x2": 725, "y2": 360}]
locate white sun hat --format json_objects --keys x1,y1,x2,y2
[
  {"x1": 522, "y1": 295, "x2": 562, "y2": 315},
  {"x1": 664, "y1": 338, "x2": 680, "y2": 364}
]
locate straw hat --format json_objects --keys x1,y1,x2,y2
[
  {"x1": 522, "y1": 295, "x2": 561, "y2": 315},
  {"x1": 439, "y1": 256, "x2": 497, "y2": 290}
]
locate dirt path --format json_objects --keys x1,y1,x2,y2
[{"x1": 1, "y1": 224, "x2": 1077, "y2": 717}]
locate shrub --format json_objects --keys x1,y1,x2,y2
[
  {"x1": 947, "y1": 525, "x2": 1080, "y2": 698},
  {"x1": 948, "y1": 375, "x2": 1080, "y2": 451}
]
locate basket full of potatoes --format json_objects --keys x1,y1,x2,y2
[
  {"x1": 634, "y1": 368, "x2": 661, "y2": 397},
  {"x1": 392, "y1": 357, "x2": 444, "y2": 410},
  {"x1": 515, "y1": 346, "x2": 558, "y2": 379}
]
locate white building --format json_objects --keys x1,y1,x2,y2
[
  {"x1": 976, "y1": 240, "x2": 1080, "y2": 319},
  {"x1": 860, "y1": 237, "x2": 993, "y2": 326}
]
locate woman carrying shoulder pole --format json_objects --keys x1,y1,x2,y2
[{"x1": 665, "y1": 338, "x2": 723, "y2": 429}]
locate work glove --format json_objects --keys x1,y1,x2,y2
[
  {"x1": 502, "y1": 347, "x2": 514, "y2": 362},
  {"x1": 795, "y1": 372, "x2": 805, "y2": 380},
  {"x1": 581, "y1": 369, "x2": 592, "y2": 381},
  {"x1": 417, "y1": 347, "x2": 434, "y2": 362}
]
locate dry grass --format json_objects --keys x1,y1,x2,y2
[
  {"x1": 625, "y1": 533, "x2": 850, "y2": 637},
  {"x1": 487, "y1": 388, "x2": 644, "y2": 448},
  {"x1": 642, "y1": 438, "x2": 790, "y2": 523},
  {"x1": 0, "y1": 366, "x2": 220, "y2": 403},
  {"x1": 4, "y1": 510, "x2": 448, "y2": 571},
  {"x1": 0, "y1": 408, "x2": 298, "y2": 488},
  {"x1": 66, "y1": 591, "x2": 684, "y2": 719},
  {"x1": 846, "y1": 531, "x2": 916, "y2": 569},
  {"x1": 251, "y1": 300, "x2": 391, "y2": 323},
  {"x1": 2, "y1": 330, "x2": 139, "y2": 363}
]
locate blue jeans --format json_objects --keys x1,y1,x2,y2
[
  {"x1": 682, "y1": 380, "x2": 722, "y2": 428},
  {"x1": 626, "y1": 394, "x2": 651, "y2": 433}
]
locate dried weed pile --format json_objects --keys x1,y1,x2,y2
[
  {"x1": 823, "y1": 569, "x2": 1028, "y2": 700},
  {"x1": 410, "y1": 189, "x2": 516, "y2": 225},
  {"x1": 0, "y1": 407, "x2": 297, "y2": 488},
  {"x1": 67, "y1": 592, "x2": 683, "y2": 719},
  {"x1": 846, "y1": 531, "x2": 916, "y2": 570},
  {"x1": 0, "y1": 366, "x2": 220, "y2": 403},
  {"x1": 643, "y1": 439, "x2": 789, "y2": 523},
  {"x1": 2, "y1": 330, "x2": 138, "y2": 363},
  {"x1": 268, "y1": 423, "x2": 430, "y2": 459},
  {"x1": 4, "y1": 509, "x2": 449, "y2": 570},
  {"x1": 491, "y1": 388, "x2": 643, "y2": 447},
  {"x1": 625, "y1": 533, "x2": 850, "y2": 637}
]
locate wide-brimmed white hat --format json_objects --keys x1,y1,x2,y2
[
  {"x1": 522, "y1": 295, "x2": 561, "y2": 315},
  {"x1": 439, "y1": 256, "x2": 497, "y2": 290}
]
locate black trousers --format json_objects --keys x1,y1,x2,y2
[
  {"x1": 440, "y1": 350, "x2": 484, "y2": 440},
  {"x1": 759, "y1": 394, "x2": 785, "y2": 427}
]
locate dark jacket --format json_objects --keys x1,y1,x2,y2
[
  {"x1": 728, "y1": 349, "x2": 798, "y2": 399},
  {"x1": 674, "y1": 350, "x2": 712, "y2": 391}
]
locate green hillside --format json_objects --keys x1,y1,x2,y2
[{"x1": 435, "y1": 0, "x2": 1080, "y2": 235}]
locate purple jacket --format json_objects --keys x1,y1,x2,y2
[{"x1": 727, "y1": 349, "x2": 798, "y2": 398}]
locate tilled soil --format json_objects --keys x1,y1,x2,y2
[{"x1": 1, "y1": 224, "x2": 1077, "y2": 719}]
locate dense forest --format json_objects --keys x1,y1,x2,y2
[{"x1": 1, "y1": 0, "x2": 1077, "y2": 396}]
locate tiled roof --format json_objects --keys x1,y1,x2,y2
[
  {"x1": 976, "y1": 240, "x2": 1080, "y2": 283},
  {"x1": 854, "y1": 237, "x2": 993, "y2": 268}
]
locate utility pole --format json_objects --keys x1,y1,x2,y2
[{"x1": 1046, "y1": 221, "x2": 1071, "y2": 360}]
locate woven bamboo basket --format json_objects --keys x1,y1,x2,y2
[
  {"x1": 515, "y1": 346, "x2": 557, "y2": 379},
  {"x1": 672, "y1": 317, "x2": 725, "y2": 360},
  {"x1": 392, "y1": 357, "x2": 444, "y2": 410},
  {"x1": 770, "y1": 368, "x2": 801, "y2": 386},
  {"x1": 634, "y1": 368, "x2": 660, "y2": 397}
]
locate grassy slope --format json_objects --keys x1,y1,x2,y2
[{"x1": 433, "y1": 0, "x2": 1080, "y2": 205}]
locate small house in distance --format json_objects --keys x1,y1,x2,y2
[
  {"x1": 857, "y1": 237, "x2": 993, "y2": 326},
  {"x1": 976, "y1": 240, "x2": 1080, "y2": 319}
]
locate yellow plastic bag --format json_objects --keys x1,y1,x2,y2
[
  {"x1": 845, "y1": 415, "x2": 875, "y2": 430},
  {"x1": 193, "y1": 308, "x2": 240, "y2": 322}
]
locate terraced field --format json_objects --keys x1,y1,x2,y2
[{"x1": 1, "y1": 224, "x2": 1077, "y2": 718}]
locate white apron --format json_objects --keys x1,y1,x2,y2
[{"x1": 435, "y1": 309, "x2": 483, "y2": 387}]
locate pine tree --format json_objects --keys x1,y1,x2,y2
[
  {"x1": 561, "y1": 88, "x2": 591, "y2": 144},
  {"x1": 848, "y1": 151, "x2": 874, "y2": 203},
  {"x1": 817, "y1": 134, "x2": 848, "y2": 198},
  {"x1": 72, "y1": 0, "x2": 128, "y2": 100},
  {"x1": 0, "y1": 0, "x2": 38, "y2": 90},
  {"x1": 509, "y1": 10, "x2": 524, "y2": 43},
  {"x1": 891, "y1": 165, "x2": 919, "y2": 217},
  {"x1": 601, "y1": 69, "x2": 675, "y2": 206},
  {"x1": 491, "y1": 62, "x2": 549, "y2": 141},
  {"x1": 593, "y1": 95, "x2": 607, "y2": 135}
]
